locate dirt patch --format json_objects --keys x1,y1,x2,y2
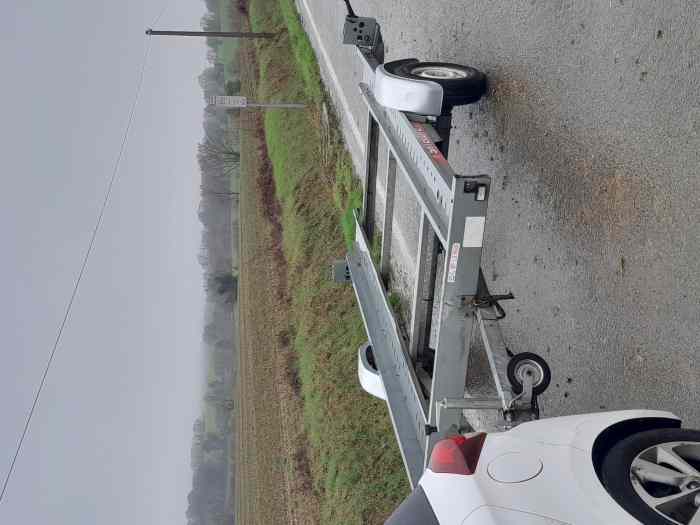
[{"x1": 574, "y1": 169, "x2": 643, "y2": 242}]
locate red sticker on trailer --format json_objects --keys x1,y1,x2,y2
[
  {"x1": 447, "y1": 243, "x2": 460, "y2": 283},
  {"x1": 412, "y1": 122, "x2": 449, "y2": 166}
]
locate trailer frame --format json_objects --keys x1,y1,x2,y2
[{"x1": 333, "y1": 7, "x2": 550, "y2": 489}]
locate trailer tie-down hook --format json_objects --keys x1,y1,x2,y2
[{"x1": 472, "y1": 292, "x2": 515, "y2": 320}]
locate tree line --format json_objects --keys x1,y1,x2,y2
[{"x1": 186, "y1": 0, "x2": 243, "y2": 524}]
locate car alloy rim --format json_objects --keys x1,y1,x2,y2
[
  {"x1": 411, "y1": 65, "x2": 469, "y2": 80},
  {"x1": 630, "y1": 441, "x2": 700, "y2": 525},
  {"x1": 514, "y1": 359, "x2": 545, "y2": 387}
]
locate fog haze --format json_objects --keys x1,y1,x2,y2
[{"x1": 0, "y1": 1, "x2": 208, "y2": 523}]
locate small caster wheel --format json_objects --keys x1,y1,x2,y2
[{"x1": 507, "y1": 352, "x2": 551, "y2": 396}]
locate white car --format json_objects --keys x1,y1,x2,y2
[{"x1": 385, "y1": 410, "x2": 700, "y2": 525}]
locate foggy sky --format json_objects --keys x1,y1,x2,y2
[{"x1": 0, "y1": 1, "x2": 208, "y2": 523}]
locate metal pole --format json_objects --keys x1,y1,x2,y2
[
  {"x1": 201, "y1": 186, "x2": 239, "y2": 197},
  {"x1": 145, "y1": 29, "x2": 277, "y2": 39},
  {"x1": 245, "y1": 103, "x2": 307, "y2": 109}
]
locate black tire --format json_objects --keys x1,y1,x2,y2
[
  {"x1": 506, "y1": 352, "x2": 551, "y2": 396},
  {"x1": 601, "y1": 428, "x2": 700, "y2": 525},
  {"x1": 383, "y1": 59, "x2": 487, "y2": 107}
]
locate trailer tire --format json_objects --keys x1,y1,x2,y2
[
  {"x1": 507, "y1": 352, "x2": 551, "y2": 396},
  {"x1": 383, "y1": 60, "x2": 487, "y2": 107}
]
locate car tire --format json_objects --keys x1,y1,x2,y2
[
  {"x1": 601, "y1": 428, "x2": 700, "y2": 525},
  {"x1": 383, "y1": 60, "x2": 487, "y2": 108},
  {"x1": 506, "y1": 352, "x2": 551, "y2": 396}
]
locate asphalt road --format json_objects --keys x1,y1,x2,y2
[{"x1": 296, "y1": 0, "x2": 700, "y2": 427}]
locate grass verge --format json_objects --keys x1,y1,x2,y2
[
  {"x1": 235, "y1": 20, "x2": 321, "y2": 525},
  {"x1": 243, "y1": 0, "x2": 410, "y2": 523}
]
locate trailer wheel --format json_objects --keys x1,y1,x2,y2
[
  {"x1": 507, "y1": 352, "x2": 551, "y2": 396},
  {"x1": 383, "y1": 60, "x2": 487, "y2": 107}
]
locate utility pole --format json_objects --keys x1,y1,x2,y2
[
  {"x1": 201, "y1": 186, "x2": 239, "y2": 197},
  {"x1": 145, "y1": 29, "x2": 277, "y2": 39}
]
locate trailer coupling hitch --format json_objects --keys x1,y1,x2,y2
[
  {"x1": 340, "y1": 0, "x2": 382, "y2": 52},
  {"x1": 472, "y1": 292, "x2": 515, "y2": 320}
]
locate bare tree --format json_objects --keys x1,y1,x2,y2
[{"x1": 197, "y1": 130, "x2": 241, "y2": 179}]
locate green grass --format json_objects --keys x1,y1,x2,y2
[
  {"x1": 370, "y1": 231, "x2": 383, "y2": 266},
  {"x1": 247, "y1": 0, "x2": 409, "y2": 522},
  {"x1": 387, "y1": 292, "x2": 402, "y2": 314},
  {"x1": 276, "y1": 0, "x2": 323, "y2": 103},
  {"x1": 335, "y1": 154, "x2": 363, "y2": 248}
]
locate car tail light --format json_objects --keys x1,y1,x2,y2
[{"x1": 428, "y1": 433, "x2": 487, "y2": 475}]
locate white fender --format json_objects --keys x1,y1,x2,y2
[
  {"x1": 374, "y1": 63, "x2": 445, "y2": 116},
  {"x1": 358, "y1": 343, "x2": 387, "y2": 400}
]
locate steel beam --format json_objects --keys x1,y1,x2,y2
[
  {"x1": 145, "y1": 29, "x2": 277, "y2": 38},
  {"x1": 360, "y1": 83, "x2": 454, "y2": 245},
  {"x1": 476, "y1": 308, "x2": 516, "y2": 411},
  {"x1": 379, "y1": 150, "x2": 397, "y2": 279},
  {"x1": 408, "y1": 214, "x2": 434, "y2": 362},
  {"x1": 425, "y1": 173, "x2": 491, "y2": 463},
  {"x1": 362, "y1": 116, "x2": 380, "y2": 240},
  {"x1": 347, "y1": 215, "x2": 427, "y2": 488}
]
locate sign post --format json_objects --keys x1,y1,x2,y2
[{"x1": 207, "y1": 96, "x2": 305, "y2": 110}]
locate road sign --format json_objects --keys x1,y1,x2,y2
[
  {"x1": 209, "y1": 95, "x2": 248, "y2": 108},
  {"x1": 207, "y1": 95, "x2": 306, "y2": 110}
]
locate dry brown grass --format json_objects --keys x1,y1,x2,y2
[
  {"x1": 234, "y1": 0, "x2": 410, "y2": 520},
  {"x1": 233, "y1": 31, "x2": 320, "y2": 525}
]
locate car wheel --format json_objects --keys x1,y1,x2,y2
[
  {"x1": 383, "y1": 60, "x2": 487, "y2": 107},
  {"x1": 506, "y1": 352, "x2": 551, "y2": 396},
  {"x1": 601, "y1": 428, "x2": 700, "y2": 525}
]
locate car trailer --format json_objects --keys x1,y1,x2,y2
[{"x1": 332, "y1": 1, "x2": 552, "y2": 489}]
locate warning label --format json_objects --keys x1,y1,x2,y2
[
  {"x1": 462, "y1": 217, "x2": 486, "y2": 248},
  {"x1": 447, "y1": 243, "x2": 460, "y2": 283}
]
